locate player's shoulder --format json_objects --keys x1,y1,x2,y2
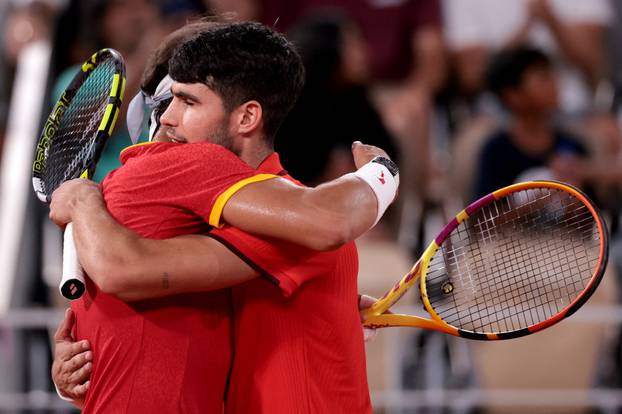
[
  {"x1": 120, "y1": 141, "x2": 175, "y2": 163},
  {"x1": 121, "y1": 141, "x2": 248, "y2": 168},
  {"x1": 164, "y1": 142, "x2": 251, "y2": 167}
]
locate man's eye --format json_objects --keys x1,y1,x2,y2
[{"x1": 155, "y1": 99, "x2": 171, "y2": 118}]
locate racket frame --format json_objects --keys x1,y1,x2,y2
[
  {"x1": 363, "y1": 180, "x2": 609, "y2": 340},
  {"x1": 32, "y1": 48, "x2": 126, "y2": 202}
]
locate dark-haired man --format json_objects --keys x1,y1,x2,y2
[{"x1": 51, "y1": 21, "x2": 393, "y2": 413}]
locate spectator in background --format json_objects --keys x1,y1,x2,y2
[
  {"x1": 474, "y1": 47, "x2": 588, "y2": 198},
  {"x1": 208, "y1": 0, "x2": 447, "y2": 202},
  {"x1": 209, "y1": 0, "x2": 446, "y2": 88},
  {"x1": 275, "y1": 12, "x2": 397, "y2": 186},
  {"x1": 444, "y1": 0, "x2": 612, "y2": 120}
]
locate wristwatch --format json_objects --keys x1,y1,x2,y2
[{"x1": 370, "y1": 156, "x2": 399, "y2": 177}]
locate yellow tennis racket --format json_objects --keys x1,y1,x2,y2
[{"x1": 362, "y1": 181, "x2": 608, "y2": 340}]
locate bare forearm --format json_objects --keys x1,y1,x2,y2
[
  {"x1": 221, "y1": 142, "x2": 396, "y2": 251},
  {"x1": 546, "y1": 20, "x2": 606, "y2": 88},
  {"x1": 68, "y1": 195, "x2": 153, "y2": 297},
  {"x1": 411, "y1": 28, "x2": 447, "y2": 94},
  {"x1": 223, "y1": 175, "x2": 378, "y2": 251},
  {"x1": 70, "y1": 195, "x2": 256, "y2": 301},
  {"x1": 93, "y1": 235, "x2": 256, "y2": 301},
  {"x1": 303, "y1": 175, "x2": 379, "y2": 246}
]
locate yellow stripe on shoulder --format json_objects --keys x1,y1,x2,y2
[
  {"x1": 120, "y1": 141, "x2": 158, "y2": 155},
  {"x1": 209, "y1": 173, "x2": 279, "y2": 228}
]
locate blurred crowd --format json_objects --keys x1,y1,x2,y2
[
  {"x1": 2, "y1": 0, "x2": 621, "y2": 232},
  {"x1": 2, "y1": 0, "x2": 622, "y2": 411}
]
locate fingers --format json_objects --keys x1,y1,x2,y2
[
  {"x1": 49, "y1": 179, "x2": 101, "y2": 227},
  {"x1": 363, "y1": 327, "x2": 377, "y2": 342},
  {"x1": 358, "y1": 293, "x2": 392, "y2": 324},
  {"x1": 67, "y1": 359, "x2": 93, "y2": 385},
  {"x1": 66, "y1": 350, "x2": 93, "y2": 373},
  {"x1": 54, "y1": 309, "x2": 75, "y2": 343},
  {"x1": 52, "y1": 347, "x2": 93, "y2": 398},
  {"x1": 360, "y1": 294, "x2": 381, "y2": 342},
  {"x1": 358, "y1": 294, "x2": 378, "y2": 310},
  {"x1": 71, "y1": 380, "x2": 90, "y2": 398},
  {"x1": 351, "y1": 141, "x2": 387, "y2": 155},
  {"x1": 56, "y1": 339, "x2": 90, "y2": 363},
  {"x1": 351, "y1": 141, "x2": 390, "y2": 169},
  {"x1": 51, "y1": 329, "x2": 93, "y2": 404},
  {"x1": 352, "y1": 141, "x2": 379, "y2": 155}
]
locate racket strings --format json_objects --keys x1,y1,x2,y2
[
  {"x1": 41, "y1": 58, "x2": 116, "y2": 194},
  {"x1": 458, "y1": 193, "x2": 600, "y2": 330},
  {"x1": 425, "y1": 188, "x2": 601, "y2": 334},
  {"x1": 458, "y1": 195, "x2": 596, "y2": 332},
  {"x1": 459, "y1": 198, "x2": 593, "y2": 330}
]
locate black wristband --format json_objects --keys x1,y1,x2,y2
[{"x1": 370, "y1": 156, "x2": 399, "y2": 177}]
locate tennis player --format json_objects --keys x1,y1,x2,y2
[{"x1": 51, "y1": 22, "x2": 396, "y2": 413}]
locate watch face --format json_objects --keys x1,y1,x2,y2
[{"x1": 372, "y1": 156, "x2": 399, "y2": 176}]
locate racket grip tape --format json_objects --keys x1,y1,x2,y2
[{"x1": 60, "y1": 223, "x2": 86, "y2": 299}]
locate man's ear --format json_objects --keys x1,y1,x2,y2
[{"x1": 233, "y1": 100, "x2": 263, "y2": 136}]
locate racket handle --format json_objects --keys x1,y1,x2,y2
[{"x1": 60, "y1": 223, "x2": 86, "y2": 299}]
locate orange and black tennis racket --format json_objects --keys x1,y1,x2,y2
[{"x1": 362, "y1": 181, "x2": 608, "y2": 340}]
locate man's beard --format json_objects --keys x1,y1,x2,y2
[
  {"x1": 155, "y1": 118, "x2": 234, "y2": 153},
  {"x1": 208, "y1": 120, "x2": 235, "y2": 153}
]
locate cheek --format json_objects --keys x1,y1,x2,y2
[
  {"x1": 524, "y1": 78, "x2": 558, "y2": 107},
  {"x1": 536, "y1": 81, "x2": 558, "y2": 106},
  {"x1": 181, "y1": 109, "x2": 217, "y2": 141}
]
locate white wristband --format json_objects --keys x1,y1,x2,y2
[{"x1": 352, "y1": 161, "x2": 399, "y2": 227}]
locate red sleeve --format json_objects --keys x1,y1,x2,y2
[
  {"x1": 149, "y1": 142, "x2": 277, "y2": 225},
  {"x1": 209, "y1": 226, "x2": 338, "y2": 297}
]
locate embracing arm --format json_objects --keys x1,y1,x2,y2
[
  {"x1": 54, "y1": 186, "x2": 257, "y2": 301},
  {"x1": 223, "y1": 174, "x2": 374, "y2": 251},
  {"x1": 49, "y1": 142, "x2": 397, "y2": 300},
  {"x1": 221, "y1": 141, "x2": 396, "y2": 251}
]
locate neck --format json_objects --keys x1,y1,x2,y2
[
  {"x1": 510, "y1": 113, "x2": 554, "y2": 155},
  {"x1": 236, "y1": 140, "x2": 274, "y2": 168}
]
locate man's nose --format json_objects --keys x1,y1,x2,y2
[{"x1": 159, "y1": 102, "x2": 177, "y2": 127}]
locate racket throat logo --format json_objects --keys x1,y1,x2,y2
[{"x1": 33, "y1": 96, "x2": 68, "y2": 174}]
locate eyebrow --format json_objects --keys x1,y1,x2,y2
[{"x1": 171, "y1": 88, "x2": 201, "y2": 103}]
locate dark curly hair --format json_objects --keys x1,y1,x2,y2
[
  {"x1": 141, "y1": 19, "x2": 224, "y2": 95},
  {"x1": 169, "y1": 21, "x2": 305, "y2": 141},
  {"x1": 486, "y1": 46, "x2": 552, "y2": 99}
]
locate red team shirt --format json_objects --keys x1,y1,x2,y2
[
  {"x1": 73, "y1": 143, "x2": 371, "y2": 413},
  {"x1": 72, "y1": 142, "x2": 276, "y2": 413},
  {"x1": 211, "y1": 153, "x2": 371, "y2": 413}
]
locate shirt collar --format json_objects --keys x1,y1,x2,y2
[{"x1": 257, "y1": 152, "x2": 287, "y2": 175}]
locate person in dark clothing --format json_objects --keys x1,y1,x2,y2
[
  {"x1": 276, "y1": 12, "x2": 397, "y2": 185},
  {"x1": 474, "y1": 46, "x2": 587, "y2": 198}
]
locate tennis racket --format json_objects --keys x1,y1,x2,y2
[
  {"x1": 362, "y1": 181, "x2": 608, "y2": 340},
  {"x1": 32, "y1": 48, "x2": 126, "y2": 299}
]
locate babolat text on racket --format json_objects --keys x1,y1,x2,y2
[
  {"x1": 362, "y1": 181, "x2": 608, "y2": 340},
  {"x1": 32, "y1": 48, "x2": 126, "y2": 299}
]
